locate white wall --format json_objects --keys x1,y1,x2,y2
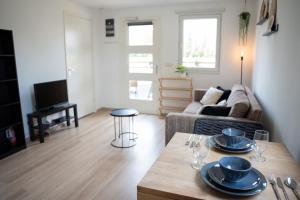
[
  {"x1": 253, "y1": 0, "x2": 300, "y2": 163},
  {"x1": 99, "y1": 0, "x2": 258, "y2": 109},
  {"x1": 0, "y1": 0, "x2": 102, "y2": 139}
]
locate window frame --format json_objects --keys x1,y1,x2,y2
[{"x1": 179, "y1": 13, "x2": 222, "y2": 73}]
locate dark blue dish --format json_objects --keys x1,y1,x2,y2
[
  {"x1": 200, "y1": 162, "x2": 267, "y2": 197},
  {"x1": 219, "y1": 157, "x2": 252, "y2": 182},
  {"x1": 222, "y1": 128, "x2": 245, "y2": 146},
  {"x1": 208, "y1": 162, "x2": 261, "y2": 190},
  {"x1": 209, "y1": 136, "x2": 254, "y2": 154},
  {"x1": 214, "y1": 135, "x2": 253, "y2": 150}
]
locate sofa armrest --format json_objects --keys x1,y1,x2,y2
[
  {"x1": 194, "y1": 89, "x2": 207, "y2": 102},
  {"x1": 165, "y1": 112, "x2": 200, "y2": 145}
]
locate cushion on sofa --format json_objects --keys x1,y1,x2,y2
[
  {"x1": 217, "y1": 100, "x2": 227, "y2": 106},
  {"x1": 183, "y1": 102, "x2": 203, "y2": 114},
  {"x1": 216, "y1": 86, "x2": 231, "y2": 103},
  {"x1": 227, "y1": 90, "x2": 250, "y2": 118},
  {"x1": 200, "y1": 106, "x2": 231, "y2": 117},
  {"x1": 200, "y1": 87, "x2": 224, "y2": 105}
]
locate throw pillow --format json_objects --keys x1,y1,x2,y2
[
  {"x1": 216, "y1": 86, "x2": 231, "y2": 103},
  {"x1": 217, "y1": 100, "x2": 227, "y2": 106},
  {"x1": 200, "y1": 87, "x2": 224, "y2": 105},
  {"x1": 200, "y1": 106, "x2": 231, "y2": 117}
]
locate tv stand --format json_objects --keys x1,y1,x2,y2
[{"x1": 27, "y1": 103, "x2": 78, "y2": 143}]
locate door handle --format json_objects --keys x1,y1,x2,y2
[{"x1": 155, "y1": 65, "x2": 159, "y2": 75}]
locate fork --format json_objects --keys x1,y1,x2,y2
[{"x1": 269, "y1": 174, "x2": 282, "y2": 200}]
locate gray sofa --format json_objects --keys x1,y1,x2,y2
[{"x1": 165, "y1": 84, "x2": 263, "y2": 145}]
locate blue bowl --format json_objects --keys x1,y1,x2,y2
[
  {"x1": 222, "y1": 128, "x2": 245, "y2": 146},
  {"x1": 219, "y1": 156, "x2": 252, "y2": 182}
]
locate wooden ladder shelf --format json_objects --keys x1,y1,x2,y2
[{"x1": 159, "y1": 77, "x2": 193, "y2": 117}]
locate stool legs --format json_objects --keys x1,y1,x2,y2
[{"x1": 111, "y1": 116, "x2": 137, "y2": 148}]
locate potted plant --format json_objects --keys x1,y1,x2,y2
[
  {"x1": 176, "y1": 64, "x2": 188, "y2": 78},
  {"x1": 239, "y1": 12, "x2": 251, "y2": 45}
]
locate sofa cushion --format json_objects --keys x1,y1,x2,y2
[
  {"x1": 200, "y1": 87, "x2": 224, "y2": 105},
  {"x1": 227, "y1": 90, "x2": 250, "y2": 118},
  {"x1": 216, "y1": 86, "x2": 231, "y2": 103},
  {"x1": 201, "y1": 106, "x2": 231, "y2": 117},
  {"x1": 217, "y1": 100, "x2": 227, "y2": 106},
  {"x1": 183, "y1": 102, "x2": 203, "y2": 114}
]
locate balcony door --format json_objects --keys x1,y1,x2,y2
[{"x1": 122, "y1": 20, "x2": 160, "y2": 114}]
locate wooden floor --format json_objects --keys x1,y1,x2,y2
[{"x1": 0, "y1": 109, "x2": 165, "y2": 200}]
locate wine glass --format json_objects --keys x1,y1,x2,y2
[
  {"x1": 191, "y1": 136, "x2": 209, "y2": 170},
  {"x1": 251, "y1": 130, "x2": 269, "y2": 162},
  {"x1": 189, "y1": 134, "x2": 202, "y2": 149}
]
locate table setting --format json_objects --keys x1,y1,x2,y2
[
  {"x1": 186, "y1": 128, "x2": 300, "y2": 199},
  {"x1": 138, "y1": 131, "x2": 300, "y2": 200}
]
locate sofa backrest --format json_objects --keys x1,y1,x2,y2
[{"x1": 245, "y1": 87, "x2": 263, "y2": 121}]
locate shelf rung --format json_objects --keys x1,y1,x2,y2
[
  {"x1": 159, "y1": 106, "x2": 185, "y2": 111},
  {"x1": 160, "y1": 97, "x2": 192, "y2": 101},
  {"x1": 0, "y1": 79, "x2": 17, "y2": 83},
  {"x1": 160, "y1": 87, "x2": 192, "y2": 91},
  {"x1": 0, "y1": 101, "x2": 20, "y2": 108}
]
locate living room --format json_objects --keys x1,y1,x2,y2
[{"x1": 0, "y1": 0, "x2": 299, "y2": 199}]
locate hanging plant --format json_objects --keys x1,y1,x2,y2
[{"x1": 239, "y1": 12, "x2": 251, "y2": 45}]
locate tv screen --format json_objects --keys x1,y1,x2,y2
[{"x1": 34, "y1": 80, "x2": 68, "y2": 110}]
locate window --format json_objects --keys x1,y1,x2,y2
[
  {"x1": 129, "y1": 53, "x2": 153, "y2": 74},
  {"x1": 179, "y1": 15, "x2": 221, "y2": 71},
  {"x1": 129, "y1": 80, "x2": 153, "y2": 101},
  {"x1": 128, "y1": 22, "x2": 153, "y2": 46}
]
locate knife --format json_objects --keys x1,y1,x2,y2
[
  {"x1": 269, "y1": 175, "x2": 281, "y2": 200},
  {"x1": 277, "y1": 177, "x2": 289, "y2": 200}
]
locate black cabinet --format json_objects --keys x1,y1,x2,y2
[{"x1": 0, "y1": 29, "x2": 26, "y2": 159}]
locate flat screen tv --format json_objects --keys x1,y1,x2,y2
[{"x1": 34, "y1": 80, "x2": 68, "y2": 111}]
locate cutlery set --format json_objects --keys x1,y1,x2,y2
[{"x1": 269, "y1": 175, "x2": 300, "y2": 200}]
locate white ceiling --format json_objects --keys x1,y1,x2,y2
[{"x1": 70, "y1": 0, "x2": 211, "y2": 9}]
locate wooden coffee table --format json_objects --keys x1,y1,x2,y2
[{"x1": 137, "y1": 132, "x2": 300, "y2": 200}]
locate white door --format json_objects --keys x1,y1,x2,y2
[
  {"x1": 122, "y1": 20, "x2": 160, "y2": 114},
  {"x1": 64, "y1": 14, "x2": 95, "y2": 117}
]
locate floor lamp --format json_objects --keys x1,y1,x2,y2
[{"x1": 240, "y1": 51, "x2": 244, "y2": 85}]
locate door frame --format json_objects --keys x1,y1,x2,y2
[
  {"x1": 63, "y1": 12, "x2": 96, "y2": 117},
  {"x1": 120, "y1": 17, "x2": 161, "y2": 114}
]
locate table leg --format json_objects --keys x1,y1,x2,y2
[
  {"x1": 73, "y1": 105, "x2": 79, "y2": 127},
  {"x1": 114, "y1": 117, "x2": 117, "y2": 140},
  {"x1": 28, "y1": 115, "x2": 35, "y2": 141},
  {"x1": 132, "y1": 116, "x2": 138, "y2": 139},
  {"x1": 128, "y1": 116, "x2": 131, "y2": 140},
  {"x1": 66, "y1": 108, "x2": 70, "y2": 126},
  {"x1": 121, "y1": 117, "x2": 123, "y2": 147},
  {"x1": 118, "y1": 117, "x2": 121, "y2": 138},
  {"x1": 37, "y1": 116, "x2": 44, "y2": 143}
]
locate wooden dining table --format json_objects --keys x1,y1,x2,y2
[{"x1": 137, "y1": 132, "x2": 300, "y2": 200}]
